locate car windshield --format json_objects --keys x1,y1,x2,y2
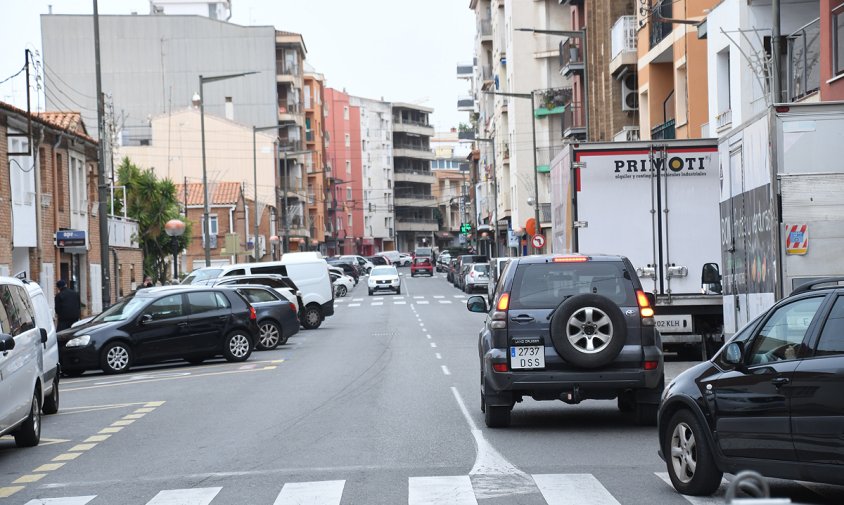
[
  {"x1": 182, "y1": 268, "x2": 222, "y2": 285},
  {"x1": 510, "y1": 262, "x2": 636, "y2": 309},
  {"x1": 371, "y1": 266, "x2": 397, "y2": 276},
  {"x1": 91, "y1": 297, "x2": 148, "y2": 323},
  {"x1": 473, "y1": 264, "x2": 489, "y2": 273}
]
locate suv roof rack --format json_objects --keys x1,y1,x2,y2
[{"x1": 791, "y1": 277, "x2": 844, "y2": 296}]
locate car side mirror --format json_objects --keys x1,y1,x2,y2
[
  {"x1": 140, "y1": 313, "x2": 153, "y2": 325},
  {"x1": 467, "y1": 295, "x2": 488, "y2": 313},
  {"x1": 724, "y1": 342, "x2": 744, "y2": 367},
  {"x1": 702, "y1": 262, "x2": 722, "y2": 284},
  {"x1": 0, "y1": 333, "x2": 15, "y2": 353},
  {"x1": 645, "y1": 292, "x2": 656, "y2": 308},
  {"x1": 40, "y1": 328, "x2": 49, "y2": 344}
]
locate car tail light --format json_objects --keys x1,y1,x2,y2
[
  {"x1": 496, "y1": 293, "x2": 510, "y2": 311},
  {"x1": 643, "y1": 360, "x2": 659, "y2": 370},
  {"x1": 492, "y1": 363, "x2": 509, "y2": 372},
  {"x1": 552, "y1": 256, "x2": 588, "y2": 263},
  {"x1": 289, "y1": 303, "x2": 297, "y2": 312},
  {"x1": 249, "y1": 306, "x2": 257, "y2": 321},
  {"x1": 636, "y1": 290, "x2": 655, "y2": 318}
]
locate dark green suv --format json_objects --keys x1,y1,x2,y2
[{"x1": 466, "y1": 254, "x2": 664, "y2": 428}]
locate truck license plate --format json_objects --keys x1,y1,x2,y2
[{"x1": 510, "y1": 346, "x2": 545, "y2": 369}]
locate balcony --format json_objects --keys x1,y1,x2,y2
[
  {"x1": 535, "y1": 88, "x2": 571, "y2": 118},
  {"x1": 786, "y1": 17, "x2": 820, "y2": 102},
  {"x1": 479, "y1": 17, "x2": 492, "y2": 42},
  {"x1": 392, "y1": 118, "x2": 434, "y2": 136},
  {"x1": 457, "y1": 96, "x2": 475, "y2": 111},
  {"x1": 395, "y1": 217, "x2": 438, "y2": 232},
  {"x1": 394, "y1": 167, "x2": 436, "y2": 184},
  {"x1": 278, "y1": 102, "x2": 303, "y2": 125},
  {"x1": 457, "y1": 63, "x2": 473, "y2": 79},
  {"x1": 650, "y1": 1, "x2": 673, "y2": 49},
  {"x1": 393, "y1": 144, "x2": 435, "y2": 161},
  {"x1": 559, "y1": 38, "x2": 584, "y2": 76},
  {"x1": 563, "y1": 101, "x2": 587, "y2": 139},
  {"x1": 535, "y1": 145, "x2": 565, "y2": 174},
  {"x1": 651, "y1": 119, "x2": 676, "y2": 140},
  {"x1": 715, "y1": 109, "x2": 732, "y2": 132},
  {"x1": 279, "y1": 140, "x2": 302, "y2": 153},
  {"x1": 610, "y1": 16, "x2": 637, "y2": 76},
  {"x1": 305, "y1": 130, "x2": 314, "y2": 143},
  {"x1": 276, "y1": 59, "x2": 301, "y2": 84},
  {"x1": 394, "y1": 194, "x2": 436, "y2": 208},
  {"x1": 107, "y1": 216, "x2": 139, "y2": 248}
]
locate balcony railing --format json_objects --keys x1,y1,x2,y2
[
  {"x1": 392, "y1": 117, "x2": 431, "y2": 127},
  {"x1": 651, "y1": 119, "x2": 676, "y2": 140},
  {"x1": 395, "y1": 193, "x2": 436, "y2": 200},
  {"x1": 479, "y1": 17, "x2": 492, "y2": 38},
  {"x1": 457, "y1": 97, "x2": 475, "y2": 110},
  {"x1": 786, "y1": 17, "x2": 820, "y2": 102},
  {"x1": 278, "y1": 102, "x2": 301, "y2": 115},
  {"x1": 562, "y1": 101, "x2": 586, "y2": 138},
  {"x1": 396, "y1": 217, "x2": 438, "y2": 224},
  {"x1": 715, "y1": 109, "x2": 732, "y2": 131},
  {"x1": 611, "y1": 16, "x2": 637, "y2": 59},
  {"x1": 394, "y1": 166, "x2": 433, "y2": 175},
  {"x1": 279, "y1": 140, "x2": 302, "y2": 152},
  {"x1": 559, "y1": 38, "x2": 584, "y2": 73},
  {"x1": 277, "y1": 60, "x2": 299, "y2": 77},
  {"x1": 457, "y1": 63, "x2": 473, "y2": 78},
  {"x1": 394, "y1": 143, "x2": 431, "y2": 152},
  {"x1": 650, "y1": 0, "x2": 673, "y2": 49},
  {"x1": 305, "y1": 131, "x2": 314, "y2": 142}
]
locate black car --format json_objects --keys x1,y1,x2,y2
[
  {"x1": 466, "y1": 254, "x2": 664, "y2": 428},
  {"x1": 200, "y1": 274, "x2": 303, "y2": 313},
  {"x1": 658, "y1": 278, "x2": 844, "y2": 496},
  {"x1": 226, "y1": 285, "x2": 299, "y2": 350},
  {"x1": 58, "y1": 286, "x2": 259, "y2": 375},
  {"x1": 327, "y1": 260, "x2": 360, "y2": 283},
  {"x1": 453, "y1": 254, "x2": 488, "y2": 289},
  {"x1": 367, "y1": 255, "x2": 390, "y2": 267},
  {"x1": 446, "y1": 258, "x2": 459, "y2": 283}
]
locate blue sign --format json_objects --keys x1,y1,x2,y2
[{"x1": 56, "y1": 230, "x2": 86, "y2": 248}]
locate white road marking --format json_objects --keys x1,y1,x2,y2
[
  {"x1": 426, "y1": 334, "x2": 431, "y2": 338},
  {"x1": 146, "y1": 487, "x2": 222, "y2": 505},
  {"x1": 395, "y1": 296, "x2": 405, "y2": 300},
  {"x1": 373, "y1": 297, "x2": 384, "y2": 301},
  {"x1": 532, "y1": 474, "x2": 620, "y2": 505},
  {"x1": 417, "y1": 301, "x2": 429, "y2": 305},
  {"x1": 433, "y1": 295, "x2": 445, "y2": 299},
  {"x1": 655, "y1": 473, "x2": 727, "y2": 505},
  {"x1": 273, "y1": 480, "x2": 345, "y2": 505},
  {"x1": 371, "y1": 302, "x2": 383, "y2": 306},
  {"x1": 352, "y1": 298, "x2": 363, "y2": 301},
  {"x1": 427, "y1": 335, "x2": 432, "y2": 340},
  {"x1": 453, "y1": 295, "x2": 465, "y2": 298},
  {"x1": 439, "y1": 300, "x2": 453, "y2": 304},
  {"x1": 394, "y1": 301, "x2": 407, "y2": 305},
  {"x1": 22, "y1": 498, "x2": 97, "y2": 505},
  {"x1": 414, "y1": 296, "x2": 425, "y2": 299},
  {"x1": 348, "y1": 303, "x2": 361, "y2": 307},
  {"x1": 436, "y1": 353, "x2": 442, "y2": 359},
  {"x1": 430, "y1": 342, "x2": 437, "y2": 348},
  {"x1": 441, "y1": 365, "x2": 451, "y2": 375},
  {"x1": 408, "y1": 475, "x2": 477, "y2": 505}
]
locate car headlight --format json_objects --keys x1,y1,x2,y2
[{"x1": 66, "y1": 335, "x2": 91, "y2": 347}]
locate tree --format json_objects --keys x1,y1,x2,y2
[{"x1": 114, "y1": 157, "x2": 192, "y2": 283}]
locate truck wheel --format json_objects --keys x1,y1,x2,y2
[{"x1": 549, "y1": 294, "x2": 626, "y2": 369}]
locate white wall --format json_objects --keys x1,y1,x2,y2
[{"x1": 351, "y1": 96, "x2": 394, "y2": 243}]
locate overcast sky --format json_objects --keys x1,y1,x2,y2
[{"x1": 0, "y1": 0, "x2": 475, "y2": 131}]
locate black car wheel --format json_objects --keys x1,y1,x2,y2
[
  {"x1": 42, "y1": 374, "x2": 60, "y2": 415},
  {"x1": 368, "y1": 289, "x2": 374, "y2": 296},
  {"x1": 396, "y1": 286, "x2": 401, "y2": 295},
  {"x1": 223, "y1": 331, "x2": 253, "y2": 362},
  {"x1": 336, "y1": 285, "x2": 348, "y2": 297},
  {"x1": 301, "y1": 305, "x2": 323, "y2": 330},
  {"x1": 484, "y1": 405, "x2": 511, "y2": 428},
  {"x1": 14, "y1": 391, "x2": 41, "y2": 447},
  {"x1": 257, "y1": 321, "x2": 282, "y2": 350},
  {"x1": 549, "y1": 294, "x2": 627, "y2": 369},
  {"x1": 100, "y1": 341, "x2": 133, "y2": 374},
  {"x1": 664, "y1": 409, "x2": 723, "y2": 496}
]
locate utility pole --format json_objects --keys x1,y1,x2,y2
[
  {"x1": 771, "y1": 0, "x2": 782, "y2": 103},
  {"x1": 93, "y1": 0, "x2": 111, "y2": 306}
]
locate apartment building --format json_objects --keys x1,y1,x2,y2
[
  {"x1": 392, "y1": 103, "x2": 436, "y2": 253},
  {"x1": 350, "y1": 96, "x2": 395, "y2": 254},
  {"x1": 304, "y1": 65, "x2": 328, "y2": 251},
  {"x1": 324, "y1": 88, "x2": 363, "y2": 256},
  {"x1": 0, "y1": 103, "x2": 143, "y2": 313},
  {"x1": 636, "y1": 0, "x2": 717, "y2": 140}
]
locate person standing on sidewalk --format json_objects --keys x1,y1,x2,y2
[{"x1": 55, "y1": 279, "x2": 81, "y2": 331}]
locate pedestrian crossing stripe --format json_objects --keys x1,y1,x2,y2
[{"x1": 17, "y1": 472, "x2": 727, "y2": 504}]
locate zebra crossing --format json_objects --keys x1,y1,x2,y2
[
  {"x1": 19, "y1": 472, "x2": 724, "y2": 505},
  {"x1": 335, "y1": 295, "x2": 469, "y2": 307}
]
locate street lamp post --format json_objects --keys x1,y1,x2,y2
[
  {"x1": 164, "y1": 219, "x2": 186, "y2": 282},
  {"x1": 198, "y1": 71, "x2": 258, "y2": 267},
  {"x1": 483, "y1": 90, "x2": 541, "y2": 252}
]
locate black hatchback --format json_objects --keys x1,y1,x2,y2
[
  {"x1": 466, "y1": 254, "x2": 664, "y2": 428},
  {"x1": 58, "y1": 286, "x2": 259, "y2": 375},
  {"x1": 658, "y1": 278, "x2": 844, "y2": 496}
]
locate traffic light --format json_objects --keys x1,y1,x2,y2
[{"x1": 460, "y1": 223, "x2": 472, "y2": 235}]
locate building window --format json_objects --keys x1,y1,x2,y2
[
  {"x1": 348, "y1": 214, "x2": 353, "y2": 226},
  {"x1": 201, "y1": 215, "x2": 219, "y2": 235},
  {"x1": 69, "y1": 154, "x2": 87, "y2": 215},
  {"x1": 343, "y1": 106, "x2": 349, "y2": 120},
  {"x1": 56, "y1": 153, "x2": 65, "y2": 211},
  {"x1": 345, "y1": 133, "x2": 351, "y2": 147},
  {"x1": 346, "y1": 188, "x2": 352, "y2": 200},
  {"x1": 346, "y1": 160, "x2": 351, "y2": 175},
  {"x1": 835, "y1": 4, "x2": 844, "y2": 76}
]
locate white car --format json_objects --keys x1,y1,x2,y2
[
  {"x1": 397, "y1": 253, "x2": 412, "y2": 267},
  {"x1": 368, "y1": 266, "x2": 401, "y2": 295},
  {"x1": 340, "y1": 255, "x2": 374, "y2": 274},
  {"x1": 331, "y1": 271, "x2": 354, "y2": 297}
]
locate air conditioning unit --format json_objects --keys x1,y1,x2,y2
[{"x1": 621, "y1": 74, "x2": 639, "y2": 111}]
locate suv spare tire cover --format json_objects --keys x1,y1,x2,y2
[{"x1": 549, "y1": 294, "x2": 627, "y2": 369}]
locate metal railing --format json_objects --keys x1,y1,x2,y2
[
  {"x1": 394, "y1": 166, "x2": 434, "y2": 175},
  {"x1": 457, "y1": 97, "x2": 475, "y2": 109},
  {"x1": 277, "y1": 60, "x2": 299, "y2": 76},
  {"x1": 395, "y1": 193, "x2": 436, "y2": 200},
  {"x1": 559, "y1": 38, "x2": 583, "y2": 70},
  {"x1": 305, "y1": 131, "x2": 314, "y2": 142},
  {"x1": 651, "y1": 119, "x2": 676, "y2": 140},
  {"x1": 392, "y1": 117, "x2": 431, "y2": 127},
  {"x1": 715, "y1": 109, "x2": 732, "y2": 131},
  {"x1": 563, "y1": 101, "x2": 585, "y2": 136},
  {"x1": 279, "y1": 140, "x2": 302, "y2": 152},
  {"x1": 787, "y1": 17, "x2": 820, "y2": 101},
  {"x1": 396, "y1": 217, "x2": 438, "y2": 223},
  {"x1": 650, "y1": 0, "x2": 673, "y2": 49},
  {"x1": 611, "y1": 16, "x2": 637, "y2": 59},
  {"x1": 394, "y1": 143, "x2": 431, "y2": 152},
  {"x1": 457, "y1": 63, "x2": 473, "y2": 77},
  {"x1": 479, "y1": 17, "x2": 492, "y2": 37},
  {"x1": 279, "y1": 102, "x2": 300, "y2": 115}
]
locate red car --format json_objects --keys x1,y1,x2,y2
[{"x1": 410, "y1": 257, "x2": 434, "y2": 277}]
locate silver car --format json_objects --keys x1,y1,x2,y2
[{"x1": 463, "y1": 263, "x2": 490, "y2": 293}]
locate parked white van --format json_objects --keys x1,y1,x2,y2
[
  {"x1": 182, "y1": 253, "x2": 334, "y2": 329},
  {"x1": 24, "y1": 279, "x2": 60, "y2": 414},
  {"x1": 0, "y1": 276, "x2": 45, "y2": 447}
]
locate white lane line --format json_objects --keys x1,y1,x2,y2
[
  {"x1": 417, "y1": 301, "x2": 429, "y2": 305},
  {"x1": 395, "y1": 296, "x2": 405, "y2": 300},
  {"x1": 435, "y1": 353, "x2": 442, "y2": 359},
  {"x1": 655, "y1": 473, "x2": 727, "y2": 505},
  {"x1": 373, "y1": 297, "x2": 384, "y2": 301},
  {"x1": 433, "y1": 295, "x2": 445, "y2": 299},
  {"x1": 430, "y1": 342, "x2": 437, "y2": 348},
  {"x1": 414, "y1": 296, "x2": 425, "y2": 299},
  {"x1": 408, "y1": 475, "x2": 477, "y2": 505},
  {"x1": 394, "y1": 301, "x2": 407, "y2": 305},
  {"x1": 453, "y1": 295, "x2": 465, "y2": 298},
  {"x1": 419, "y1": 323, "x2": 424, "y2": 327},
  {"x1": 371, "y1": 302, "x2": 383, "y2": 306},
  {"x1": 348, "y1": 303, "x2": 361, "y2": 307},
  {"x1": 438, "y1": 300, "x2": 453, "y2": 304},
  {"x1": 146, "y1": 487, "x2": 222, "y2": 505},
  {"x1": 23, "y1": 498, "x2": 97, "y2": 505},
  {"x1": 427, "y1": 335, "x2": 432, "y2": 339},
  {"x1": 533, "y1": 474, "x2": 620, "y2": 505},
  {"x1": 352, "y1": 298, "x2": 363, "y2": 301},
  {"x1": 426, "y1": 334, "x2": 432, "y2": 338},
  {"x1": 273, "y1": 480, "x2": 345, "y2": 505},
  {"x1": 441, "y1": 365, "x2": 451, "y2": 375}
]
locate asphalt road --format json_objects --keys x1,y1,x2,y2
[{"x1": 1, "y1": 270, "x2": 842, "y2": 504}]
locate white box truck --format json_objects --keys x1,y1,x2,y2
[
  {"x1": 718, "y1": 102, "x2": 844, "y2": 336},
  {"x1": 550, "y1": 139, "x2": 723, "y2": 358}
]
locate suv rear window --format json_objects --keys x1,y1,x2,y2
[{"x1": 509, "y1": 261, "x2": 636, "y2": 309}]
